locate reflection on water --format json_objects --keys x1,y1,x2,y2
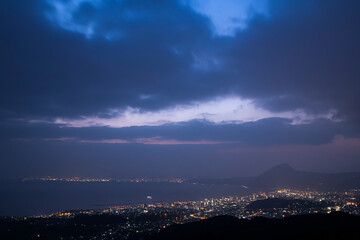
[{"x1": 0, "y1": 181, "x2": 249, "y2": 216}]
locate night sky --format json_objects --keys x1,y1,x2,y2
[{"x1": 1, "y1": 0, "x2": 360, "y2": 178}]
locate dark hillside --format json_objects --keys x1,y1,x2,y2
[{"x1": 152, "y1": 212, "x2": 360, "y2": 240}]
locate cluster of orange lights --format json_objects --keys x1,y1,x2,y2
[{"x1": 55, "y1": 212, "x2": 73, "y2": 217}]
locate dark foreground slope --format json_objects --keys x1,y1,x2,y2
[{"x1": 152, "y1": 212, "x2": 360, "y2": 240}]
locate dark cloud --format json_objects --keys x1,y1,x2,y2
[
  {"x1": 1, "y1": 0, "x2": 360, "y2": 178},
  {"x1": 227, "y1": 0, "x2": 360, "y2": 122},
  {"x1": 1, "y1": 118, "x2": 360, "y2": 178},
  {"x1": 0, "y1": 0, "x2": 218, "y2": 119},
  {"x1": 1, "y1": 0, "x2": 359, "y2": 123},
  {"x1": 2, "y1": 118, "x2": 359, "y2": 147}
]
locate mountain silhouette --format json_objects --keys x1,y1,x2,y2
[
  {"x1": 258, "y1": 163, "x2": 295, "y2": 177},
  {"x1": 188, "y1": 164, "x2": 360, "y2": 191},
  {"x1": 250, "y1": 163, "x2": 319, "y2": 189}
]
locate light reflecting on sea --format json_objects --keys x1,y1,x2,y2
[{"x1": 0, "y1": 181, "x2": 250, "y2": 216}]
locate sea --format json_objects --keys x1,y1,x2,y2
[{"x1": 0, "y1": 181, "x2": 250, "y2": 216}]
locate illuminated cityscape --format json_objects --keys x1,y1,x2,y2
[
  {"x1": 21, "y1": 177, "x2": 185, "y2": 183},
  {"x1": 2, "y1": 188, "x2": 359, "y2": 239},
  {"x1": 2, "y1": 0, "x2": 360, "y2": 239}
]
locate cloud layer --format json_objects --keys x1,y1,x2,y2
[
  {"x1": 1, "y1": 0, "x2": 359, "y2": 123},
  {"x1": 1, "y1": 0, "x2": 360, "y2": 177}
]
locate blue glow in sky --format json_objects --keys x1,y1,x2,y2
[
  {"x1": 46, "y1": 0, "x2": 268, "y2": 38},
  {"x1": 189, "y1": 0, "x2": 268, "y2": 36},
  {"x1": 45, "y1": 0, "x2": 101, "y2": 38}
]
